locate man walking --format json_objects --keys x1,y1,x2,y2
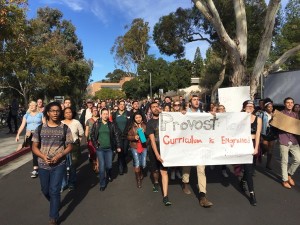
[
  {"x1": 279, "y1": 97, "x2": 300, "y2": 189},
  {"x1": 32, "y1": 102, "x2": 73, "y2": 225},
  {"x1": 181, "y1": 95, "x2": 213, "y2": 208}
]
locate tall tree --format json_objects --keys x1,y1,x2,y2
[
  {"x1": 105, "y1": 69, "x2": 129, "y2": 82},
  {"x1": 192, "y1": 47, "x2": 204, "y2": 79},
  {"x1": 111, "y1": 18, "x2": 150, "y2": 75}
]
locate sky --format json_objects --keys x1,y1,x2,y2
[
  {"x1": 27, "y1": 0, "x2": 201, "y2": 83},
  {"x1": 27, "y1": 0, "x2": 289, "y2": 83}
]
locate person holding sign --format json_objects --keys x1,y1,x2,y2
[
  {"x1": 146, "y1": 102, "x2": 172, "y2": 206},
  {"x1": 240, "y1": 100, "x2": 262, "y2": 206},
  {"x1": 181, "y1": 95, "x2": 213, "y2": 208},
  {"x1": 278, "y1": 97, "x2": 300, "y2": 189},
  {"x1": 127, "y1": 111, "x2": 148, "y2": 188}
]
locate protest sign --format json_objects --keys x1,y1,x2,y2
[
  {"x1": 270, "y1": 110, "x2": 300, "y2": 135},
  {"x1": 159, "y1": 112, "x2": 254, "y2": 167},
  {"x1": 218, "y1": 86, "x2": 250, "y2": 112}
]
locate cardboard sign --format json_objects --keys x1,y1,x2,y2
[
  {"x1": 270, "y1": 110, "x2": 300, "y2": 135},
  {"x1": 159, "y1": 112, "x2": 254, "y2": 167},
  {"x1": 218, "y1": 86, "x2": 250, "y2": 112}
]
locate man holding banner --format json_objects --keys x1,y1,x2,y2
[
  {"x1": 146, "y1": 102, "x2": 172, "y2": 206},
  {"x1": 181, "y1": 95, "x2": 213, "y2": 208}
]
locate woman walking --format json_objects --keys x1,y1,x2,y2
[
  {"x1": 61, "y1": 107, "x2": 84, "y2": 191},
  {"x1": 240, "y1": 100, "x2": 262, "y2": 206},
  {"x1": 16, "y1": 101, "x2": 44, "y2": 178},
  {"x1": 127, "y1": 111, "x2": 148, "y2": 188}
]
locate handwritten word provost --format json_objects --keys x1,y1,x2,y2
[
  {"x1": 163, "y1": 135, "x2": 203, "y2": 145},
  {"x1": 221, "y1": 136, "x2": 251, "y2": 147},
  {"x1": 160, "y1": 113, "x2": 218, "y2": 131}
]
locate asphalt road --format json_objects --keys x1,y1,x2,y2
[{"x1": 0, "y1": 149, "x2": 299, "y2": 225}]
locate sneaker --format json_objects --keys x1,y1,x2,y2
[
  {"x1": 152, "y1": 183, "x2": 159, "y2": 193},
  {"x1": 176, "y1": 170, "x2": 182, "y2": 179},
  {"x1": 170, "y1": 171, "x2": 175, "y2": 180},
  {"x1": 163, "y1": 196, "x2": 172, "y2": 206},
  {"x1": 250, "y1": 192, "x2": 257, "y2": 206},
  {"x1": 222, "y1": 169, "x2": 229, "y2": 178},
  {"x1": 31, "y1": 170, "x2": 38, "y2": 178},
  {"x1": 69, "y1": 185, "x2": 75, "y2": 191}
]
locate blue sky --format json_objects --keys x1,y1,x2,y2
[
  {"x1": 27, "y1": 0, "x2": 288, "y2": 83},
  {"x1": 27, "y1": 0, "x2": 200, "y2": 82}
]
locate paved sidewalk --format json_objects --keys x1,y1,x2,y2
[{"x1": 0, "y1": 127, "x2": 31, "y2": 166}]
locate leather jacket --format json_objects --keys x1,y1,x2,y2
[{"x1": 90, "y1": 120, "x2": 121, "y2": 149}]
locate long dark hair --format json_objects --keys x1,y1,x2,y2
[
  {"x1": 63, "y1": 107, "x2": 76, "y2": 119},
  {"x1": 43, "y1": 101, "x2": 62, "y2": 121}
]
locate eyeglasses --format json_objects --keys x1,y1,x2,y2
[{"x1": 49, "y1": 110, "x2": 61, "y2": 113}]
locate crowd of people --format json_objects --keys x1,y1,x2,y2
[{"x1": 12, "y1": 95, "x2": 300, "y2": 225}]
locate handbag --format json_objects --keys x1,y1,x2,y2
[{"x1": 22, "y1": 131, "x2": 33, "y2": 148}]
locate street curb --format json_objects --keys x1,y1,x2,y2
[{"x1": 0, "y1": 147, "x2": 31, "y2": 167}]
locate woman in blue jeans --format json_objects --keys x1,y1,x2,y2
[
  {"x1": 127, "y1": 111, "x2": 148, "y2": 188},
  {"x1": 90, "y1": 108, "x2": 121, "y2": 191},
  {"x1": 32, "y1": 102, "x2": 73, "y2": 225}
]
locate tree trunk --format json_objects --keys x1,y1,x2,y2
[
  {"x1": 250, "y1": 0, "x2": 280, "y2": 99},
  {"x1": 211, "y1": 53, "x2": 228, "y2": 103},
  {"x1": 193, "y1": 0, "x2": 247, "y2": 87}
]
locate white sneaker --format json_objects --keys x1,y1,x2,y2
[
  {"x1": 222, "y1": 169, "x2": 229, "y2": 178},
  {"x1": 31, "y1": 170, "x2": 38, "y2": 178},
  {"x1": 170, "y1": 171, "x2": 175, "y2": 180},
  {"x1": 176, "y1": 171, "x2": 182, "y2": 179}
]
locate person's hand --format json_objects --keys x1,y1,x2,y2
[
  {"x1": 135, "y1": 135, "x2": 139, "y2": 140},
  {"x1": 116, "y1": 148, "x2": 121, "y2": 153},
  {"x1": 253, "y1": 147, "x2": 258, "y2": 155},
  {"x1": 156, "y1": 154, "x2": 163, "y2": 163},
  {"x1": 50, "y1": 153, "x2": 62, "y2": 164},
  {"x1": 15, "y1": 135, "x2": 19, "y2": 142},
  {"x1": 43, "y1": 155, "x2": 52, "y2": 165}
]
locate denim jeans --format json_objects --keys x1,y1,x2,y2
[
  {"x1": 61, "y1": 154, "x2": 76, "y2": 189},
  {"x1": 131, "y1": 148, "x2": 147, "y2": 168},
  {"x1": 96, "y1": 148, "x2": 113, "y2": 188},
  {"x1": 39, "y1": 163, "x2": 66, "y2": 220}
]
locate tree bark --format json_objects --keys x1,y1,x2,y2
[
  {"x1": 250, "y1": 0, "x2": 280, "y2": 99},
  {"x1": 263, "y1": 44, "x2": 300, "y2": 77},
  {"x1": 193, "y1": 0, "x2": 247, "y2": 86},
  {"x1": 211, "y1": 53, "x2": 228, "y2": 103}
]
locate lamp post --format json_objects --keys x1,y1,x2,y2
[{"x1": 143, "y1": 70, "x2": 152, "y2": 99}]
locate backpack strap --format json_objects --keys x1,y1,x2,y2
[{"x1": 37, "y1": 124, "x2": 43, "y2": 148}]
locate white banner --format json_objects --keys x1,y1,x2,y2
[
  {"x1": 218, "y1": 86, "x2": 250, "y2": 112},
  {"x1": 159, "y1": 112, "x2": 254, "y2": 167}
]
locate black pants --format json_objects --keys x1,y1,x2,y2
[
  {"x1": 242, "y1": 162, "x2": 254, "y2": 192},
  {"x1": 7, "y1": 114, "x2": 18, "y2": 132},
  {"x1": 117, "y1": 139, "x2": 129, "y2": 173}
]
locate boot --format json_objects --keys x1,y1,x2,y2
[
  {"x1": 139, "y1": 168, "x2": 144, "y2": 180},
  {"x1": 135, "y1": 172, "x2": 142, "y2": 188},
  {"x1": 182, "y1": 182, "x2": 191, "y2": 194},
  {"x1": 266, "y1": 153, "x2": 272, "y2": 170}
]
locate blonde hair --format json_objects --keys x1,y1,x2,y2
[{"x1": 28, "y1": 101, "x2": 38, "y2": 113}]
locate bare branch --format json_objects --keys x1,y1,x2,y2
[{"x1": 263, "y1": 44, "x2": 300, "y2": 76}]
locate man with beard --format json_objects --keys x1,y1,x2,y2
[{"x1": 146, "y1": 102, "x2": 171, "y2": 206}]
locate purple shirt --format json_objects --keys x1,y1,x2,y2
[{"x1": 278, "y1": 110, "x2": 299, "y2": 146}]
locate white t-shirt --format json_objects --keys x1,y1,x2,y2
[
  {"x1": 62, "y1": 119, "x2": 84, "y2": 142},
  {"x1": 85, "y1": 108, "x2": 92, "y2": 124}
]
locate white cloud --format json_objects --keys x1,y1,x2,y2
[{"x1": 42, "y1": 0, "x2": 86, "y2": 11}]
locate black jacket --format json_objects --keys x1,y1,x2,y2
[{"x1": 90, "y1": 120, "x2": 121, "y2": 149}]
